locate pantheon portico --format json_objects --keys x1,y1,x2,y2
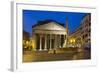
[{"x1": 32, "y1": 20, "x2": 67, "y2": 51}]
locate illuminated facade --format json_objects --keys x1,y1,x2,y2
[
  {"x1": 32, "y1": 20, "x2": 68, "y2": 51},
  {"x1": 68, "y1": 14, "x2": 91, "y2": 48},
  {"x1": 23, "y1": 30, "x2": 30, "y2": 51}
]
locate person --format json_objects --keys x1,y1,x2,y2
[{"x1": 54, "y1": 49, "x2": 56, "y2": 54}]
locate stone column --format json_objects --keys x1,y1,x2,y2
[
  {"x1": 64, "y1": 35, "x2": 66, "y2": 44},
  {"x1": 56, "y1": 35, "x2": 58, "y2": 48},
  {"x1": 65, "y1": 34, "x2": 67, "y2": 45},
  {"x1": 58, "y1": 35, "x2": 60, "y2": 48},
  {"x1": 50, "y1": 34, "x2": 52, "y2": 50},
  {"x1": 54, "y1": 35, "x2": 57, "y2": 49},
  {"x1": 44, "y1": 34, "x2": 47, "y2": 50},
  {"x1": 39, "y1": 35, "x2": 42, "y2": 51},
  {"x1": 59, "y1": 35, "x2": 61, "y2": 48},
  {"x1": 64, "y1": 35, "x2": 66, "y2": 40},
  {"x1": 63, "y1": 34, "x2": 67, "y2": 47},
  {"x1": 34, "y1": 34, "x2": 37, "y2": 51}
]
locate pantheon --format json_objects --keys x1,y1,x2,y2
[{"x1": 32, "y1": 20, "x2": 68, "y2": 51}]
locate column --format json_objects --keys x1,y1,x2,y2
[
  {"x1": 63, "y1": 35, "x2": 66, "y2": 47},
  {"x1": 65, "y1": 35, "x2": 67, "y2": 45},
  {"x1": 44, "y1": 34, "x2": 47, "y2": 50},
  {"x1": 59, "y1": 35, "x2": 61, "y2": 48},
  {"x1": 39, "y1": 35, "x2": 42, "y2": 51},
  {"x1": 64, "y1": 35, "x2": 66, "y2": 44},
  {"x1": 34, "y1": 34, "x2": 37, "y2": 51},
  {"x1": 56, "y1": 35, "x2": 58, "y2": 48},
  {"x1": 54, "y1": 35, "x2": 57, "y2": 50},
  {"x1": 64, "y1": 35, "x2": 66, "y2": 40},
  {"x1": 58, "y1": 35, "x2": 60, "y2": 48},
  {"x1": 50, "y1": 34, "x2": 52, "y2": 50}
]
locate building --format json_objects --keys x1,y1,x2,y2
[
  {"x1": 32, "y1": 20, "x2": 68, "y2": 51},
  {"x1": 68, "y1": 14, "x2": 91, "y2": 48},
  {"x1": 23, "y1": 30, "x2": 30, "y2": 41},
  {"x1": 23, "y1": 30, "x2": 30, "y2": 51}
]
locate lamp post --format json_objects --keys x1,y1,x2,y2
[{"x1": 69, "y1": 38, "x2": 76, "y2": 47}]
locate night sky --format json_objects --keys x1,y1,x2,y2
[{"x1": 23, "y1": 10, "x2": 87, "y2": 36}]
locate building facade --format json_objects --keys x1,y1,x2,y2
[
  {"x1": 32, "y1": 20, "x2": 68, "y2": 51},
  {"x1": 68, "y1": 14, "x2": 91, "y2": 48},
  {"x1": 23, "y1": 30, "x2": 30, "y2": 51},
  {"x1": 23, "y1": 30, "x2": 30, "y2": 41}
]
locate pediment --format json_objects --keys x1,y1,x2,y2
[{"x1": 33, "y1": 22, "x2": 66, "y2": 31}]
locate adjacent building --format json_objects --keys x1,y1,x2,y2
[
  {"x1": 23, "y1": 30, "x2": 30, "y2": 51},
  {"x1": 23, "y1": 30, "x2": 30, "y2": 41},
  {"x1": 68, "y1": 14, "x2": 91, "y2": 48}
]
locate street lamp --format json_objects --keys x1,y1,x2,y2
[
  {"x1": 69, "y1": 38, "x2": 76, "y2": 47},
  {"x1": 73, "y1": 39, "x2": 75, "y2": 43}
]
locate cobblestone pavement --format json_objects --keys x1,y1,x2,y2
[{"x1": 23, "y1": 49, "x2": 90, "y2": 62}]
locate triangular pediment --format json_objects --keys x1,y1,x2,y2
[{"x1": 33, "y1": 22, "x2": 66, "y2": 31}]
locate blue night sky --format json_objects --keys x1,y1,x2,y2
[{"x1": 23, "y1": 10, "x2": 87, "y2": 36}]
